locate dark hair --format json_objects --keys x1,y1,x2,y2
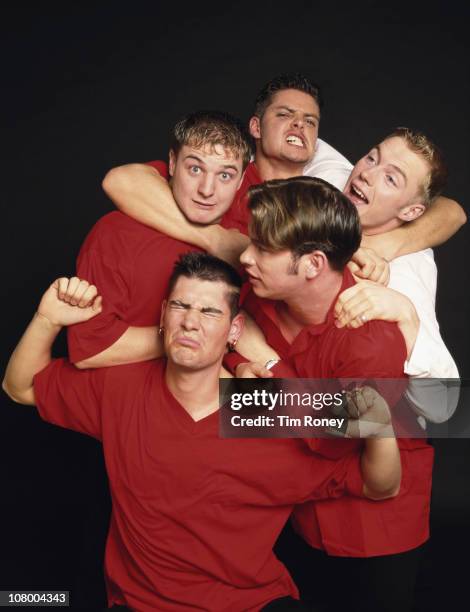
[
  {"x1": 254, "y1": 73, "x2": 323, "y2": 118},
  {"x1": 168, "y1": 252, "x2": 242, "y2": 319},
  {"x1": 384, "y1": 127, "x2": 448, "y2": 206},
  {"x1": 248, "y1": 176, "x2": 361, "y2": 271},
  {"x1": 171, "y1": 110, "x2": 253, "y2": 170}
]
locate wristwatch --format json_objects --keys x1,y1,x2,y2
[{"x1": 264, "y1": 359, "x2": 279, "y2": 370}]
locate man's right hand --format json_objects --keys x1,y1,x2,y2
[{"x1": 37, "y1": 277, "x2": 102, "y2": 327}]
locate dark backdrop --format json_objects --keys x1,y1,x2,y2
[{"x1": 1, "y1": 3, "x2": 469, "y2": 610}]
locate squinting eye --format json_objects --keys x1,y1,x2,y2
[
  {"x1": 366, "y1": 154, "x2": 376, "y2": 164},
  {"x1": 386, "y1": 175, "x2": 397, "y2": 186},
  {"x1": 306, "y1": 119, "x2": 317, "y2": 127}
]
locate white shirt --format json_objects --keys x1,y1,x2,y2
[
  {"x1": 389, "y1": 249, "x2": 459, "y2": 423},
  {"x1": 303, "y1": 138, "x2": 353, "y2": 190},
  {"x1": 304, "y1": 139, "x2": 458, "y2": 422}
]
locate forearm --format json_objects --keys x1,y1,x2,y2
[
  {"x1": 103, "y1": 164, "x2": 249, "y2": 266},
  {"x1": 362, "y1": 196, "x2": 466, "y2": 260},
  {"x1": 397, "y1": 304, "x2": 420, "y2": 360},
  {"x1": 3, "y1": 313, "x2": 60, "y2": 404},
  {"x1": 74, "y1": 325, "x2": 162, "y2": 369},
  {"x1": 235, "y1": 312, "x2": 279, "y2": 364},
  {"x1": 103, "y1": 164, "x2": 210, "y2": 249},
  {"x1": 361, "y1": 438, "x2": 401, "y2": 499}
]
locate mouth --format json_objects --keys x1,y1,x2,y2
[
  {"x1": 192, "y1": 200, "x2": 217, "y2": 210},
  {"x1": 175, "y1": 336, "x2": 200, "y2": 348},
  {"x1": 347, "y1": 182, "x2": 369, "y2": 206},
  {"x1": 246, "y1": 272, "x2": 261, "y2": 284},
  {"x1": 285, "y1": 133, "x2": 305, "y2": 148}
]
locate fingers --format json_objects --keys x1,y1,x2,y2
[
  {"x1": 335, "y1": 297, "x2": 370, "y2": 328},
  {"x1": 335, "y1": 284, "x2": 374, "y2": 328},
  {"x1": 350, "y1": 248, "x2": 390, "y2": 285},
  {"x1": 79, "y1": 283, "x2": 98, "y2": 307},
  {"x1": 55, "y1": 277, "x2": 98, "y2": 307},
  {"x1": 343, "y1": 387, "x2": 369, "y2": 419},
  {"x1": 91, "y1": 295, "x2": 103, "y2": 313}
]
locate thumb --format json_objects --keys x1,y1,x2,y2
[{"x1": 92, "y1": 295, "x2": 103, "y2": 313}]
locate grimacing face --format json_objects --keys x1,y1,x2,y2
[
  {"x1": 250, "y1": 89, "x2": 320, "y2": 167},
  {"x1": 162, "y1": 276, "x2": 242, "y2": 371},
  {"x1": 343, "y1": 136, "x2": 429, "y2": 235},
  {"x1": 169, "y1": 143, "x2": 244, "y2": 225}
]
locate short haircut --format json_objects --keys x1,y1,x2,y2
[
  {"x1": 171, "y1": 110, "x2": 253, "y2": 170},
  {"x1": 248, "y1": 177, "x2": 361, "y2": 272},
  {"x1": 385, "y1": 127, "x2": 448, "y2": 206},
  {"x1": 253, "y1": 73, "x2": 323, "y2": 118},
  {"x1": 168, "y1": 252, "x2": 242, "y2": 319}
]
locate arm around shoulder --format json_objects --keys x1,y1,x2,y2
[{"x1": 362, "y1": 196, "x2": 467, "y2": 261}]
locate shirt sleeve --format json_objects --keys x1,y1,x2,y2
[
  {"x1": 67, "y1": 220, "x2": 133, "y2": 363},
  {"x1": 303, "y1": 138, "x2": 353, "y2": 191},
  {"x1": 33, "y1": 359, "x2": 106, "y2": 440},
  {"x1": 389, "y1": 250, "x2": 459, "y2": 378},
  {"x1": 67, "y1": 248, "x2": 131, "y2": 363},
  {"x1": 303, "y1": 451, "x2": 365, "y2": 502},
  {"x1": 145, "y1": 160, "x2": 169, "y2": 178},
  {"x1": 388, "y1": 250, "x2": 460, "y2": 422},
  {"x1": 331, "y1": 323, "x2": 408, "y2": 411}
]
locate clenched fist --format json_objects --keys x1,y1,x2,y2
[{"x1": 37, "y1": 277, "x2": 102, "y2": 327}]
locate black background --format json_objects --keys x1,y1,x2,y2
[{"x1": 1, "y1": 3, "x2": 469, "y2": 610}]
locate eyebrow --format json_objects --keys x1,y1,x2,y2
[
  {"x1": 183, "y1": 154, "x2": 240, "y2": 173},
  {"x1": 169, "y1": 299, "x2": 224, "y2": 315},
  {"x1": 274, "y1": 105, "x2": 320, "y2": 121},
  {"x1": 375, "y1": 145, "x2": 408, "y2": 185}
]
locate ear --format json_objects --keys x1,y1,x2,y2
[
  {"x1": 160, "y1": 299, "x2": 167, "y2": 329},
  {"x1": 227, "y1": 312, "x2": 245, "y2": 347},
  {"x1": 398, "y1": 202, "x2": 426, "y2": 223},
  {"x1": 249, "y1": 115, "x2": 261, "y2": 140},
  {"x1": 303, "y1": 251, "x2": 328, "y2": 280},
  {"x1": 168, "y1": 150, "x2": 177, "y2": 177}
]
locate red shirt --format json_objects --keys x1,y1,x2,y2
[
  {"x1": 242, "y1": 269, "x2": 434, "y2": 557},
  {"x1": 220, "y1": 162, "x2": 262, "y2": 235},
  {"x1": 33, "y1": 358, "x2": 364, "y2": 611},
  {"x1": 67, "y1": 208, "x2": 201, "y2": 362}
]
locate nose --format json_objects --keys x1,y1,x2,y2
[
  {"x1": 240, "y1": 244, "x2": 255, "y2": 267},
  {"x1": 359, "y1": 165, "x2": 375, "y2": 186},
  {"x1": 291, "y1": 113, "x2": 304, "y2": 130},
  {"x1": 198, "y1": 172, "x2": 215, "y2": 198},
  {"x1": 181, "y1": 307, "x2": 201, "y2": 331}
]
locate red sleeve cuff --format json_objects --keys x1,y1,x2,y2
[
  {"x1": 67, "y1": 317, "x2": 129, "y2": 363},
  {"x1": 223, "y1": 351, "x2": 248, "y2": 375}
]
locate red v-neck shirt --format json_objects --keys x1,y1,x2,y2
[{"x1": 34, "y1": 358, "x2": 364, "y2": 611}]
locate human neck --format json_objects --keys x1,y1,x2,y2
[
  {"x1": 165, "y1": 361, "x2": 221, "y2": 422},
  {"x1": 362, "y1": 217, "x2": 402, "y2": 236},
  {"x1": 278, "y1": 271, "x2": 344, "y2": 341},
  {"x1": 255, "y1": 151, "x2": 306, "y2": 181}
]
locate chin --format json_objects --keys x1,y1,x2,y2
[{"x1": 187, "y1": 210, "x2": 223, "y2": 226}]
